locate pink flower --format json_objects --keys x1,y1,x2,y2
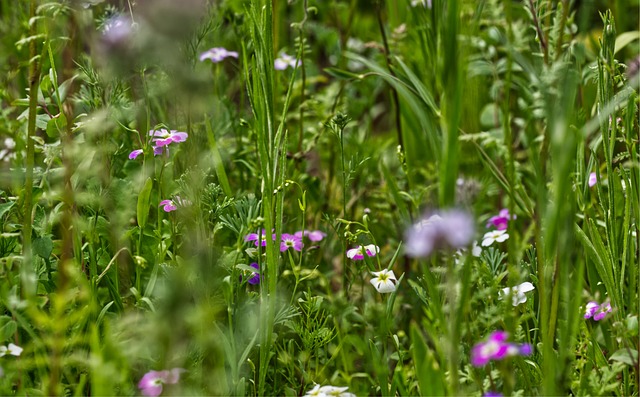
[
  {"x1": 405, "y1": 210, "x2": 475, "y2": 258},
  {"x1": 588, "y1": 172, "x2": 597, "y2": 187},
  {"x1": 486, "y1": 209, "x2": 515, "y2": 230},
  {"x1": 346, "y1": 244, "x2": 379, "y2": 260},
  {"x1": 158, "y1": 197, "x2": 189, "y2": 213},
  {"x1": 274, "y1": 53, "x2": 301, "y2": 70},
  {"x1": 470, "y1": 331, "x2": 532, "y2": 367},
  {"x1": 199, "y1": 47, "x2": 239, "y2": 63},
  {"x1": 280, "y1": 233, "x2": 303, "y2": 252},
  {"x1": 294, "y1": 230, "x2": 327, "y2": 242},
  {"x1": 585, "y1": 301, "x2": 612, "y2": 321},
  {"x1": 138, "y1": 368, "x2": 185, "y2": 397},
  {"x1": 129, "y1": 149, "x2": 143, "y2": 160},
  {"x1": 149, "y1": 129, "x2": 188, "y2": 148}
]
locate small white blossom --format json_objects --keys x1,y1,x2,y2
[
  {"x1": 370, "y1": 269, "x2": 398, "y2": 294},
  {"x1": 481, "y1": 230, "x2": 509, "y2": 246},
  {"x1": 0, "y1": 343, "x2": 23, "y2": 357},
  {"x1": 499, "y1": 282, "x2": 535, "y2": 306}
]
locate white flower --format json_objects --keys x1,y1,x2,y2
[
  {"x1": 0, "y1": 343, "x2": 23, "y2": 357},
  {"x1": 346, "y1": 244, "x2": 379, "y2": 260},
  {"x1": 370, "y1": 269, "x2": 398, "y2": 294},
  {"x1": 481, "y1": 230, "x2": 509, "y2": 246},
  {"x1": 499, "y1": 282, "x2": 535, "y2": 306},
  {"x1": 303, "y1": 384, "x2": 355, "y2": 397},
  {"x1": 471, "y1": 241, "x2": 482, "y2": 257}
]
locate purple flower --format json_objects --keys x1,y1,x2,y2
[
  {"x1": 404, "y1": 210, "x2": 475, "y2": 258},
  {"x1": 347, "y1": 244, "x2": 379, "y2": 260},
  {"x1": 241, "y1": 263, "x2": 260, "y2": 285},
  {"x1": 149, "y1": 129, "x2": 188, "y2": 148},
  {"x1": 245, "y1": 229, "x2": 274, "y2": 247},
  {"x1": 102, "y1": 15, "x2": 134, "y2": 45},
  {"x1": 294, "y1": 230, "x2": 327, "y2": 242},
  {"x1": 153, "y1": 145, "x2": 166, "y2": 156},
  {"x1": 483, "y1": 392, "x2": 503, "y2": 397},
  {"x1": 470, "y1": 331, "x2": 532, "y2": 367},
  {"x1": 129, "y1": 149, "x2": 143, "y2": 160},
  {"x1": 158, "y1": 197, "x2": 190, "y2": 213},
  {"x1": 274, "y1": 53, "x2": 301, "y2": 70},
  {"x1": 588, "y1": 172, "x2": 597, "y2": 187},
  {"x1": 199, "y1": 47, "x2": 239, "y2": 63},
  {"x1": 138, "y1": 368, "x2": 185, "y2": 397},
  {"x1": 585, "y1": 301, "x2": 612, "y2": 321},
  {"x1": 280, "y1": 233, "x2": 303, "y2": 252},
  {"x1": 486, "y1": 209, "x2": 515, "y2": 230}
]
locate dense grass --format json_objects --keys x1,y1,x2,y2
[{"x1": 0, "y1": 0, "x2": 638, "y2": 396}]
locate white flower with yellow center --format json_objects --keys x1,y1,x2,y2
[{"x1": 370, "y1": 269, "x2": 398, "y2": 294}]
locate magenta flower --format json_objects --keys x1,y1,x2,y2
[
  {"x1": 245, "y1": 229, "x2": 274, "y2": 247},
  {"x1": 294, "y1": 230, "x2": 327, "y2": 242},
  {"x1": 588, "y1": 172, "x2": 597, "y2": 187},
  {"x1": 346, "y1": 244, "x2": 379, "y2": 260},
  {"x1": 486, "y1": 209, "x2": 515, "y2": 230},
  {"x1": 584, "y1": 301, "x2": 612, "y2": 321},
  {"x1": 274, "y1": 53, "x2": 301, "y2": 70},
  {"x1": 138, "y1": 368, "x2": 185, "y2": 397},
  {"x1": 158, "y1": 197, "x2": 189, "y2": 213},
  {"x1": 280, "y1": 233, "x2": 303, "y2": 252},
  {"x1": 149, "y1": 129, "x2": 188, "y2": 148},
  {"x1": 129, "y1": 149, "x2": 143, "y2": 160},
  {"x1": 405, "y1": 210, "x2": 475, "y2": 258},
  {"x1": 470, "y1": 331, "x2": 532, "y2": 367},
  {"x1": 199, "y1": 47, "x2": 239, "y2": 63}
]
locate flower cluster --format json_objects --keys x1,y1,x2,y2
[
  {"x1": 303, "y1": 384, "x2": 356, "y2": 397},
  {"x1": 129, "y1": 129, "x2": 188, "y2": 160},
  {"x1": 0, "y1": 343, "x2": 22, "y2": 357},
  {"x1": 346, "y1": 244, "x2": 379, "y2": 260},
  {"x1": 245, "y1": 229, "x2": 325, "y2": 252},
  {"x1": 584, "y1": 301, "x2": 612, "y2": 321},
  {"x1": 470, "y1": 331, "x2": 532, "y2": 367},
  {"x1": 404, "y1": 210, "x2": 475, "y2": 258},
  {"x1": 199, "y1": 47, "x2": 238, "y2": 63},
  {"x1": 138, "y1": 368, "x2": 185, "y2": 397},
  {"x1": 499, "y1": 281, "x2": 535, "y2": 306}
]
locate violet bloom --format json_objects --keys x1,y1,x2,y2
[
  {"x1": 245, "y1": 229, "x2": 273, "y2": 247},
  {"x1": 486, "y1": 209, "x2": 515, "y2": 230},
  {"x1": 470, "y1": 331, "x2": 532, "y2": 367},
  {"x1": 138, "y1": 368, "x2": 185, "y2": 397},
  {"x1": 280, "y1": 233, "x2": 303, "y2": 252},
  {"x1": 129, "y1": 149, "x2": 143, "y2": 160},
  {"x1": 274, "y1": 53, "x2": 301, "y2": 70},
  {"x1": 199, "y1": 47, "x2": 239, "y2": 63},
  {"x1": 102, "y1": 15, "x2": 134, "y2": 45},
  {"x1": 149, "y1": 129, "x2": 188, "y2": 147},
  {"x1": 404, "y1": 210, "x2": 475, "y2": 258},
  {"x1": 483, "y1": 392, "x2": 503, "y2": 397},
  {"x1": 585, "y1": 301, "x2": 612, "y2": 321},
  {"x1": 241, "y1": 263, "x2": 260, "y2": 285},
  {"x1": 588, "y1": 172, "x2": 597, "y2": 187},
  {"x1": 294, "y1": 230, "x2": 327, "y2": 242},
  {"x1": 346, "y1": 244, "x2": 379, "y2": 260}
]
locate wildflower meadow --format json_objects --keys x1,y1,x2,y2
[{"x1": 0, "y1": 0, "x2": 638, "y2": 396}]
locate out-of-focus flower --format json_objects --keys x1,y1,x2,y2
[
  {"x1": 0, "y1": 137, "x2": 17, "y2": 162},
  {"x1": 486, "y1": 209, "x2": 515, "y2": 230},
  {"x1": 303, "y1": 384, "x2": 356, "y2": 397},
  {"x1": 280, "y1": 233, "x2": 303, "y2": 252},
  {"x1": 499, "y1": 282, "x2": 535, "y2": 306},
  {"x1": 0, "y1": 343, "x2": 23, "y2": 357},
  {"x1": 370, "y1": 269, "x2": 397, "y2": 293},
  {"x1": 129, "y1": 149, "x2": 144, "y2": 160},
  {"x1": 102, "y1": 15, "x2": 134, "y2": 45},
  {"x1": 199, "y1": 47, "x2": 239, "y2": 63},
  {"x1": 274, "y1": 53, "x2": 301, "y2": 70},
  {"x1": 241, "y1": 263, "x2": 260, "y2": 285},
  {"x1": 470, "y1": 331, "x2": 532, "y2": 367},
  {"x1": 411, "y1": 0, "x2": 432, "y2": 7},
  {"x1": 138, "y1": 368, "x2": 185, "y2": 397},
  {"x1": 584, "y1": 301, "x2": 612, "y2": 321},
  {"x1": 588, "y1": 172, "x2": 597, "y2": 187},
  {"x1": 158, "y1": 196, "x2": 189, "y2": 213},
  {"x1": 346, "y1": 244, "x2": 379, "y2": 260},
  {"x1": 404, "y1": 210, "x2": 475, "y2": 258},
  {"x1": 150, "y1": 129, "x2": 188, "y2": 147},
  {"x1": 483, "y1": 392, "x2": 503, "y2": 397},
  {"x1": 481, "y1": 230, "x2": 509, "y2": 247},
  {"x1": 295, "y1": 230, "x2": 327, "y2": 242}
]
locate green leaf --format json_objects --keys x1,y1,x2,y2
[
  {"x1": 32, "y1": 236, "x2": 53, "y2": 259},
  {"x1": 136, "y1": 177, "x2": 153, "y2": 229},
  {"x1": 609, "y1": 349, "x2": 639, "y2": 366},
  {"x1": 0, "y1": 201, "x2": 14, "y2": 220},
  {"x1": 45, "y1": 112, "x2": 67, "y2": 138},
  {"x1": 323, "y1": 67, "x2": 363, "y2": 80},
  {"x1": 0, "y1": 315, "x2": 17, "y2": 341},
  {"x1": 411, "y1": 323, "x2": 445, "y2": 396},
  {"x1": 614, "y1": 31, "x2": 640, "y2": 54}
]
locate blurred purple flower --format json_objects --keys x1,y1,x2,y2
[
  {"x1": 274, "y1": 53, "x2": 301, "y2": 70},
  {"x1": 240, "y1": 262, "x2": 260, "y2": 285},
  {"x1": 483, "y1": 392, "x2": 503, "y2": 397},
  {"x1": 129, "y1": 149, "x2": 143, "y2": 160},
  {"x1": 294, "y1": 230, "x2": 326, "y2": 242},
  {"x1": 138, "y1": 368, "x2": 185, "y2": 397},
  {"x1": 149, "y1": 129, "x2": 188, "y2": 147},
  {"x1": 584, "y1": 301, "x2": 612, "y2": 321},
  {"x1": 470, "y1": 331, "x2": 532, "y2": 367},
  {"x1": 199, "y1": 47, "x2": 239, "y2": 63},
  {"x1": 346, "y1": 244, "x2": 379, "y2": 260},
  {"x1": 486, "y1": 208, "x2": 515, "y2": 230},
  {"x1": 281, "y1": 233, "x2": 303, "y2": 252},
  {"x1": 102, "y1": 15, "x2": 134, "y2": 45},
  {"x1": 588, "y1": 172, "x2": 597, "y2": 187},
  {"x1": 404, "y1": 210, "x2": 475, "y2": 258},
  {"x1": 245, "y1": 229, "x2": 273, "y2": 247}
]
